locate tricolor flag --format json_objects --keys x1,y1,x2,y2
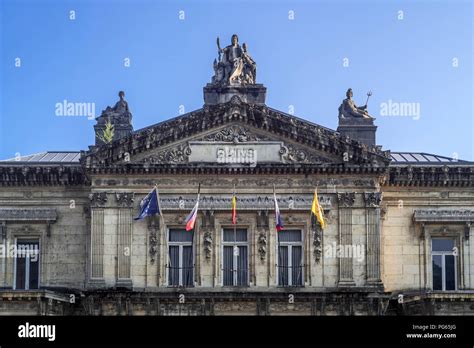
[
  {"x1": 185, "y1": 186, "x2": 200, "y2": 231},
  {"x1": 273, "y1": 187, "x2": 284, "y2": 231},
  {"x1": 311, "y1": 188, "x2": 326, "y2": 229},
  {"x1": 134, "y1": 186, "x2": 161, "y2": 220}
]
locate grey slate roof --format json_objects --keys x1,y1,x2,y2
[
  {"x1": 0, "y1": 151, "x2": 471, "y2": 165},
  {"x1": 0, "y1": 151, "x2": 81, "y2": 163},
  {"x1": 390, "y1": 152, "x2": 470, "y2": 164}
]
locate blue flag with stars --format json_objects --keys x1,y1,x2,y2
[{"x1": 134, "y1": 187, "x2": 160, "y2": 220}]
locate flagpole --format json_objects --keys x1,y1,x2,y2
[
  {"x1": 233, "y1": 183, "x2": 237, "y2": 241},
  {"x1": 273, "y1": 183, "x2": 281, "y2": 284},
  {"x1": 233, "y1": 183, "x2": 237, "y2": 284},
  {"x1": 154, "y1": 183, "x2": 166, "y2": 226},
  {"x1": 194, "y1": 183, "x2": 201, "y2": 286}
]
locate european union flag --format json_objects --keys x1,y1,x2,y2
[{"x1": 134, "y1": 187, "x2": 160, "y2": 220}]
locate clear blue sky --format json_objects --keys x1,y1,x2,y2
[{"x1": 1, "y1": 0, "x2": 473, "y2": 160}]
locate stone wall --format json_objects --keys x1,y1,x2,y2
[
  {"x1": 381, "y1": 187, "x2": 474, "y2": 292},
  {"x1": 0, "y1": 187, "x2": 89, "y2": 290}
]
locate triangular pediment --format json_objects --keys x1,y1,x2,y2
[
  {"x1": 127, "y1": 123, "x2": 339, "y2": 165},
  {"x1": 81, "y1": 96, "x2": 390, "y2": 170}
]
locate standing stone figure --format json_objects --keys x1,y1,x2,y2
[
  {"x1": 339, "y1": 88, "x2": 373, "y2": 119},
  {"x1": 212, "y1": 34, "x2": 257, "y2": 85}
]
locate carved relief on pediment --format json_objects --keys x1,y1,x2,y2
[
  {"x1": 202, "y1": 124, "x2": 264, "y2": 143},
  {"x1": 129, "y1": 124, "x2": 337, "y2": 165},
  {"x1": 138, "y1": 144, "x2": 192, "y2": 165}
]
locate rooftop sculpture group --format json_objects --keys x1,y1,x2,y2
[{"x1": 211, "y1": 34, "x2": 257, "y2": 85}]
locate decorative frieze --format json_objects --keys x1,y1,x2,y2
[
  {"x1": 0, "y1": 165, "x2": 86, "y2": 186},
  {"x1": 414, "y1": 209, "x2": 474, "y2": 222},
  {"x1": 157, "y1": 194, "x2": 332, "y2": 211},
  {"x1": 94, "y1": 177, "x2": 377, "y2": 188},
  {"x1": 388, "y1": 166, "x2": 474, "y2": 187},
  {"x1": 0, "y1": 208, "x2": 57, "y2": 222}
]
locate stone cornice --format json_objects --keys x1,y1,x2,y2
[
  {"x1": 387, "y1": 166, "x2": 474, "y2": 187},
  {"x1": 0, "y1": 165, "x2": 87, "y2": 187},
  {"x1": 413, "y1": 209, "x2": 474, "y2": 223},
  {"x1": 0, "y1": 208, "x2": 57, "y2": 222},
  {"x1": 84, "y1": 163, "x2": 388, "y2": 176}
]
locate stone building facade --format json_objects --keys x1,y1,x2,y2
[{"x1": 0, "y1": 37, "x2": 473, "y2": 316}]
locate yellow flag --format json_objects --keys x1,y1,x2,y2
[{"x1": 311, "y1": 188, "x2": 325, "y2": 229}]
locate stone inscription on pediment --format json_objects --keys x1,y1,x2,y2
[{"x1": 188, "y1": 141, "x2": 282, "y2": 164}]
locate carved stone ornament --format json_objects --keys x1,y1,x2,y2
[
  {"x1": 363, "y1": 192, "x2": 382, "y2": 207},
  {"x1": 337, "y1": 192, "x2": 355, "y2": 208},
  {"x1": 257, "y1": 231, "x2": 267, "y2": 261},
  {"x1": 115, "y1": 192, "x2": 135, "y2": 208},
  {"x1": 203, "y1": 231, "x2": 213, "y2": 260},
  {"x1": 89, "y1": 192, "x2": 108, "y2": 207},
  {"x1": 203, "y1": 125, "x2": 262, "y2": 143},
  {"x1": 142, "y1": 144, "x2": 192, "y2": 164},
  {"x1": 311, "y1": 217, "x2": 322, "y2": 263},
  {"x1": 148, "y1": 218, "x2": 160, "y2": 264}
]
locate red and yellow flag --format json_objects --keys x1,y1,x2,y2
[{"x1": 231, "y1": 193, "x2": 237, "y2": 224}]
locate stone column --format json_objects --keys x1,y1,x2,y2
[
  {"x1": 201, "y1": 210, "x2": 215, "y2": 287},
  {"x1": 89, "y1": 193, "x2": 107, "y2": 286},
  {"x1": 337, "y1": 192, "x2": 356, "y2": 286},
  {"x1": 116, "y1": 193, "x2": 134, "y2": 288},
  {"x1": 364, "y1": 192, "x2": 383, "y2": 287},
  {"x1": 256, "y1": 210, "x2": 269, "y2": 287},
  {"x1": 147, "y1": 216, "x2": 160, "y2": 287}
]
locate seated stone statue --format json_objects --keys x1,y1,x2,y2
[
  {"x1": 211, "y1": 34, "x2": 257, "y2": 85},
  {"x1": 100, "y1": 91, "x2": 132, "y2": 123},
  {"x1": 113, "y1": 90, "x2": 129, "y2": 113},
  {"x1": 339, "y1": 88, "x2": 373, "y2": 119}
]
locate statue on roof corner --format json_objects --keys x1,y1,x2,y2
[
  {"x1": 212, "y1": 34, "x2": 257, "y2": 86},
  {"x1": 339, "y1": 88, "x2": 373, "y2": 119},
  {"x1": 100, "y1": 90, "x2": 132, "y2": 123}
]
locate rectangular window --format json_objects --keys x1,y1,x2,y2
[
  {"x1": 432, "y1": 238, "x2": 456, "y2": 291},
  {"x1": 168, "y1": 229, "x2": 194, "y2": 287},
  {"x1": 277, "y1": 230, "x2": 303, "y2": 287},
  {"x1": 222, "y1": 228, "x2": 248, "y2": 287},
  {"x1": 15, "y1": 240, "x2": 40, "y2": 290}
]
